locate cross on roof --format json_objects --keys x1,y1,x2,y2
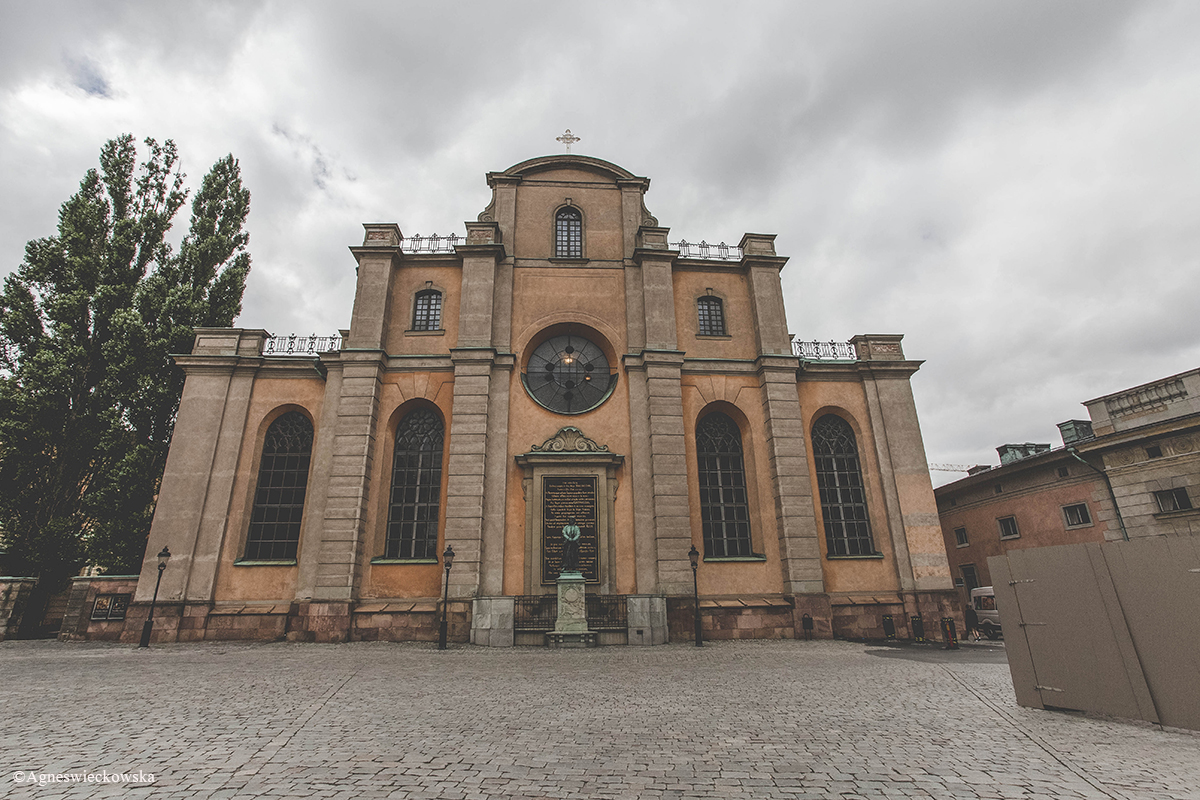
[{"x1": 556, "y1": 129, "x2": 581, "y2": 152}]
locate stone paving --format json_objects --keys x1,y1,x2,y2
[{"x1": 2, "y1": 638, "x2": 1197, "y2": 800}]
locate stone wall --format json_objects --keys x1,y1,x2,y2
[
  {"x1": 0, "y1": 578, "x2": 37, "y2": 641},
  {"x1": 58, "y1": 576, "x2": 140, "y2": 642}
]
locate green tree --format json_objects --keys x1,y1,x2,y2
[{"x1": 0, "y1": 135, "x2": 251, "y2": 601}]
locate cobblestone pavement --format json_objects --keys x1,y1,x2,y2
[{"x1": 2, "y1": 638, "x2": 1198, "y2": 799}]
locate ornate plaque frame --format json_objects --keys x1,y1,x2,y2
[{"x1": 515, "y1": 427, "x2": 624, "y2": 594}]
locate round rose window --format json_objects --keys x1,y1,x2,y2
[{"x1": 521, "y1": 334, "x2": 617, "y2": 415}]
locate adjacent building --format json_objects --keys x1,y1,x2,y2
[
  {"x1": 937, "y1": 368, "x2": 1200, "y2": 594},
  {"x1": 61, "y1": 153, "x2": 957, "y2": 645}
]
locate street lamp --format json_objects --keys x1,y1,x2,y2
[
  {"x1": 438, "y1": 544, "x2": 455, "y2": 650},
  {"x1": 688, "y1": 544, "x2": 702, "y2": 647},
  {"x1": 138, "y1": 546, "x2": 171, "y2": 648}
]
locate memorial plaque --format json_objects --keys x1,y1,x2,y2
[{"x1": 542, "y1": 475, "x2": 599, "y2": 584}]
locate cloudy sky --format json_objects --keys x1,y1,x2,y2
[{"x1": 2, "y1": 1, "x2": 1197, "y2": 480}]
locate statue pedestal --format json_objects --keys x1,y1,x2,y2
[{"x1": 546, "y1": 570, "x2": 597, "y2": 648}]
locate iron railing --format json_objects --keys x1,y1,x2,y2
[
  {"x1": 513, "y1": 595, "x2": 558, "y2": 631},
  {"x1": 401, "y1": 233, "x2": 461, "y2": 254},
  {"x1": 793, "y1": 339, "x2": 856, "y2": 361},
  {"x1": 585, "y1": 595, "x2": 628, "y2": 631},
  {"x1": 262, "y1": 333, "x2": 342, "y2": 356},
  {"x1": 512, "y1": 594, "x2": 629, "y2": 631},
  {"x1": 672, "y1": 240, "x2": 742, "y2": 261}
]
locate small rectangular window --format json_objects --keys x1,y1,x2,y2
[
  {"x1": 994, "y1": 484, "x2": 1003, "y2": 494},
  {"x1": 1062, "y1": 503, "x2": 1091, "y2": 527},
  {"x1": 697, "y1": 296, "x2": 726, "y2": 336},
  {"x1": 1154, "y1": 488, "x2": 1193, "y2": 513},
  {"x1": 1057, "y1": 467, "x2": 1070, "y2": 478},
  {"x1": 412, "y1": 290, "x2": 442, "y2": 331},
  {"x1": 998, "y1": 516, "x2": 1020, "y2": 539},
  {"x1": 954, "y1": 527, "x2": 969, "y2": 547},
  {"x1": 91, "y1": 593, "x2": 131, "y2": 621},
  {"x1": 1146, "y1": 445, "x2": 1163, "y2": 459}
]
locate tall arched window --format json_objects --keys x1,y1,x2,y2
[
  {"x1": 696, "y1": 412, "x2": 752, "y2": 557},
  {"x1": 812, "y1": 414, "x2": 875, "y2": 556},
  {"x1": 697, "y1": 296, "x2": 726, "y2": 336},
  {"x1": 385, "y1": 408, "x2": 444, "y2": 559},
  {"x1": 412, "y1": 289, "x2": 442, "y2": 331},
  {"x1": 245, "y1": 411, "x2": 314, "y2": 561},
  {"x1": 555, "y1": 206, "x2": 583, "y2": 258}
]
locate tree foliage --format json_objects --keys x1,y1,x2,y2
[{"x1": 0, "y1": 135, "x2": 251, "y2": 583}]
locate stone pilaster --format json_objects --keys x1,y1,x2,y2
[
  {"x1": 445, "y1": 350, "x2": 494, "y2": 598},
  {"x1": 851, "y1": 334, "x2": 952, "y2": 592},
  {"x1": 740, "y1": 233, "x2": 791, "y2": 357},
  {"x1": 757, "y1": 355, "x2": 826, "y2": 594},
  {"x1": 313, "y1": 351, "x2": 384, "y2": 601},
  {"x1": 138, "y1": 329, "x2": 265, "y2": 604}
]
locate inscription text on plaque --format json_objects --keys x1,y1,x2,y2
[{"x1": 542, "y1": 476, "x2": 599, "y2": 584}]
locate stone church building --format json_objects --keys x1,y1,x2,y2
[{"x1": 67, "y1": 154, "x2": 957, "y2": 645}]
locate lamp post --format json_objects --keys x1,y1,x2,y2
[
  {"x1": 438, "y1": 544, "x2": 455, "y2": 650},
  {"x1": 138, "y1": 546, "x2": 171, "y2": 648},
  {"x1": 688, "y1": 544, "x2": 702, "y2": 647}
]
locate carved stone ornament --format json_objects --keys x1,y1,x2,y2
[
  {"x1": 872, "y1": 342, "x2": 903, "y2": 354},
  {"x1": 640, "y1": 198, "x2": 658, "y2": 227},
  {"x1": 477, "y1": 196, "x2": 496, "y2": 222},
  {"x1": 467, "y1": 228, "x2": 492, "y2": 243},
  {"x1": 1171, "y1": 436, "x2": 1195, "y2": 453},
  {"x1": 530, "y1": 426, "x2": 610, "y2": 453}
]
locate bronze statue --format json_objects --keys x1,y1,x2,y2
[{"x1": 561, "y1": 517, "x2": 581, "y2": 573}]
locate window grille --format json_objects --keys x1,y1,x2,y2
[
  {"x1": 412, "y1": 289, "x2": 442, "y2": 331},
  {"x1": 385, "y1": 408, "x2": 444, "y2": 559},
  {"x1": 245, "y1": 411, "x2": 314, "y2": 560},
  {"x1": 697, "y1": 296, "x2": 726, "y2": 336},
  {"x1": 812, "y1": 414, "x2": 875, "y2": 556},
  {"x1": 696, "y1": 412, "x2": 752, "y2": 557},
  {"x1": 555, "y1": 207, "x2": 583, "y2": 258}
]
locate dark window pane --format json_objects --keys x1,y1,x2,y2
[
  {"x1": 385, "y1": 408, "x2": 445, "y2": 559},
  {"x1": 555, "y1": 207, "x2": 583, "y2": 258},
  {"x1": 245, "y1": 411, "x2": 313, "y2": 561},
  {"x1": 697, "y1": 412, "x2": 753, "y2": 558},
  {"x1": 812, "y1": 414, "x2": 875, "y2": 556}
]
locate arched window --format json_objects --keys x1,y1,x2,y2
[
  {"x1": 696, "y1": 412, "x2": 752, "y2": 557},
  {"x1": 245, "y1": 411, "x2": 314, "y2": 561},
  {"x1": 412, "y1": 289, "x2": 442, "y2": 331},
  {"x1": 385, "y1": 408, "x2": 444, "y2": 559},
  {"x1": 697, "y1": 296, "x2": 726, "y2": 336},
  {"x1": 555, "y1": 206, "x2": 583, "y2": 258},
  {"x1": 812, "y1": 414, "x2": 875, "y2": 556}
]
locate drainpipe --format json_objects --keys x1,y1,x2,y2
[{"x1": 1068, "y1": 447, "x2": 1129, "y2": 541}]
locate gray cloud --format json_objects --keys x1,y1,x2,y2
[{"x1": 2, "y1": 0, "x2": 1198, "y2": 478}]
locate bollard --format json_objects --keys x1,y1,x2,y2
[
  {"x1": 940, "y1": 617, "x2": 959, "y2": 650},
  {"x1": 802, "y1": 613, "x2": 813, "y2": 641},
  {"x1": 911, "y1": 616, "x2": 925, "y2": 643},
  {"x1": 882, "y1": 614, "x2": 896, "y2": 639}
]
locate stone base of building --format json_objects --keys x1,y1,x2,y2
[
  {"x1": 665, "y1": 591, "x2": 964, "y2": 643},
  {"x1": 56, "y1": 580, "x2": 963, "y2": 646}
]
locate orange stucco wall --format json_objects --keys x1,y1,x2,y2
[
  {"x1": 213, "y1": 376, "x2": 326, "y2": 603},
  {"x1": 797, "y1": 380, "x2": 902, "y2": 595}
]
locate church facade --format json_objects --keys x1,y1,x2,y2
[{"x1": 87, "y1": 154, "x2": 955, "y2": 644}]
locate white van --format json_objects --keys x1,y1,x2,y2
[{"x1": 970, "y1": 586, "x2": 1002, "y2": 640}]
